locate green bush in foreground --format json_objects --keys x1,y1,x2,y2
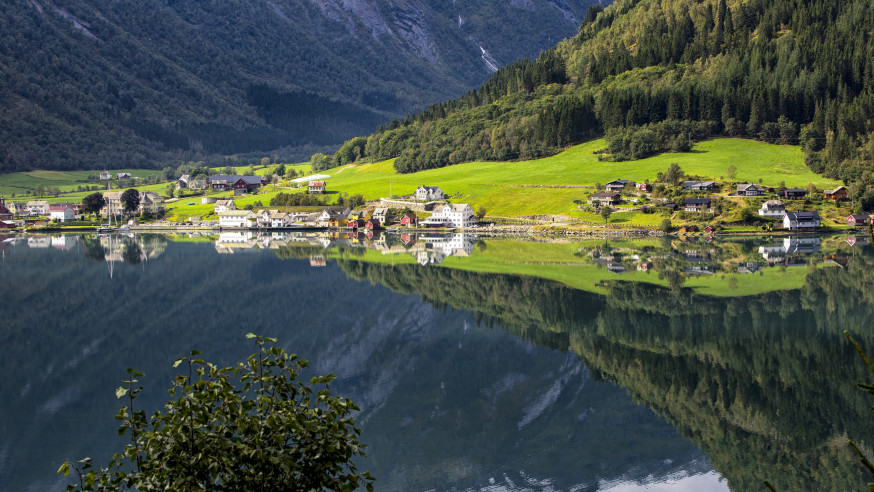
[{"x1": 59, "y1": 334, "x2": 374, "y2": 491}]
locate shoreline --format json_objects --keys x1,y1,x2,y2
[{"x1": 9, "y1": 222, "x2": 863, "y2": 239}]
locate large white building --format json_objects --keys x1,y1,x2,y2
[
  {"x1": 218, "y1": 210, "x2": 256, "y2": 228},
  {"x1": 422, "y1": 204, "x2": 476, "y2": 228}
]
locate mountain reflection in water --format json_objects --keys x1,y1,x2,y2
[{"x1": 1, "y1": 231, "x2": 871, "y2": 491}]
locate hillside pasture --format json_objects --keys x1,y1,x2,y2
[{"x1": 320, "y1": 138, "x2": 841, "y2": 217}]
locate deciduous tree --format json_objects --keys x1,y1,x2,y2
[{"x1": 58, "y1": 334, "x2": 374, "y2": 491}]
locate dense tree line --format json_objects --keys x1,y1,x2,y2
[{"x1": 342, "y1": 0, "x2": 874, "y2": 183}]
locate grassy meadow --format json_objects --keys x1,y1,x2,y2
[{"x1": 316, "y1": 138, "x2": 842, "y2": 218}]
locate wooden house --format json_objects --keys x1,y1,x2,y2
[
  {"x1": 824, "y1": 186, "x2": 849, "y2": 201},
  {"x1": 346, "y1": 219, "x2": 366, "y2": 229},
  {"x1": 365, "y1": 218, "x2": 381, "y2": 230},
  {"x1": 605, "y1": 179, "x2": 634, "y2": 192},
  {"x1": 589, "y1": 192, "x2": 621, "y2": 206},
  {"x1": 683, "y1": 197, "x2": 712, "y2": 213},
  {"x1": 848, "y1": 215, "x2": 869, "y2": 226},
  {"x1": 737, "y1": 183, "x2": 766, "y2": 196},
  {"x1": 400, "y1": 212, "x2": 418, "y2": 227},
  {"x1": 783, "y1": 188, "x2": 807, "y2": 200},
  {"x1": 638, "y1": 183, "x2": 652, "y2": 192}
]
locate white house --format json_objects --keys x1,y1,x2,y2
[
  {"x1": 258, "y1": 210, "x2": 291, "y2": 228},
  {"x1": 415, "y1": 186, "x2": 446, "y2": 200},
  {"x1": 27, "y1": 200, "x2": 50, "y2": 216},
  {"x1": 49, "y1": 204, "x2": 77, "y2": 222},
  {"x1": 218, "y1": 210, "x2": 256, "y2": 228},
  {"x1": 372, "y1": 207, "x2": 391, "y2": 225},
  {"x1": 215, "y1": 199, "x2": 237, "y2": 214},
  {"x1": 783, "y1": 211, "x2": 820, "y2": 230},
  {"x1": 422, "y1": 204, "x2": 476, "y2": 228},
  {"x1": 737, "y1": 183, "x2": 766, "y2": 196},
  {"x1": 99, "y1": 171, "x2": 112, "y2": 180},
  {"x1": 139, "y1": 192, "x2": 165, "y2": 215},
  {"x1": 758, "y1": 200, "x2": 786, "y2": 218}
]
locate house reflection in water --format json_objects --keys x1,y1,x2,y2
[{"x1": 758, "y1": 236, "x2": 821, "y2": 264}]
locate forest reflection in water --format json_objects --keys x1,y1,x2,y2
[{"x1": 1, "y1": 230, "x2": 872, "y2": 491}]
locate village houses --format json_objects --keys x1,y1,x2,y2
[
  {"x1": 209, "y1": 175, "x2": 265, "y2": 194},
  {"x1": 139, "y1": 192, "x2": 165, "y2": 215},
  {"x1": 782, "y1": 188, "x2": 807, "y2": 200},
  {"x1": 683, "y1": 197, "x2": 712, "y2": 213},
  {"x1": 218, "y1": 210, "x2": 257, "y2": 228},
  {"x1": 27, "y1": 200, "x2": 50, "y2": 216},
  {"x1": 415, "y1": 186, "x2": 445, "y2": 200},
  {"x1": 421, "y1": 204, "x2": 476, "y2": 228},
  {"x1": 847, "y1": 214, "x2": 869, "y2": 226},
  {"x1": 99, "y1": 171, "x2": 112, "y2": 180},
  {"x1": 783, "y1": 211, "x2": 821, "y2": 230},
  {"x1": 824, "y1": 186, "x2": 849, "y2": 201},
  {"x1": 49, "y1": 203, "x2": 77, "y2": 222},
  {"x1": 308, "y1": 181, "x2": 326, "y2": 194},
  {"x1": 758, "y1": 200, "x2": 786, "y2": 218},
  {"x1": 589, "y1": 192, "x2": 621, "y2": 207},
  {"x1": 372, "y1": 207, "x2": 391, "y2": 226},
  {"x1": 605, "y1": 179, "x2": 634, "y2": 192},
  {"x1": 258, "y1": 210, "x2": 292, "y2": 228},
  {"x1": 737, "y1": 183, "x2": 766, "y2": 196},
  {"x1": 215, "y1": 199, "x2": 237, "y2": 214},
  {"x1": 681, "y1": 181, "x2": 716, "y2": 191}
]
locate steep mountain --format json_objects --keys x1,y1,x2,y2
[
  {"x1": 360, "y1": 0, "x2": 874, "y2": 184},
  {"x1": 0, "y1": 0, "x2": 601, "y2": 172}
]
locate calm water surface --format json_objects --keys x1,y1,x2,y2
[{"x1": 1, "y1": 231, "x2": 871, "y2": 491}]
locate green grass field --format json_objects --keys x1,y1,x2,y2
[{"x1": 315, "y1": 138, "x2": 842, "y2": 217}]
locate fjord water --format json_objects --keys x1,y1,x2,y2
[{"x1": 0, "y1": 233, "x2": 871, "y2": 491}]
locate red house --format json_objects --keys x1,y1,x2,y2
[
  {"x1": 347, "y1": 219, "x2": 366, "y2": 229},
  {"x1": 0, "y1": 220, "x2": 16, "y2": 229},
  {"x1": 638, "y1": 183, "x2": 652, "y2": 192},
  {"x1": 365, "y1": 218, "x2": 381, "y2": 230},
  {"x1": 400, "y1": 213, "x2": 418, "y2": 227},
  {"x1": 704, "y1": 225, "x2": 716, "y2": 233},
  {"x1": 848, "y1": 215, "x2": 869, "y2": 226},
  {"x1": 401, "y1": 233, "x2": 417, "y2": 246}
]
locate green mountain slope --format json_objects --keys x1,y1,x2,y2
[
  {"x1": 0, "y1": 0, "x2": 601, "y2": 172},
  {"x1": 357, "y1": 0, "x2": 873, "y2": 184}
]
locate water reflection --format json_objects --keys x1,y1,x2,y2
[{"x1": 1, "y1": 231, "x2": 871, "y2": 490}]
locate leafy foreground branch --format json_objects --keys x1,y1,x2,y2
[{"x1": 58, "y1": 334, "x2": 374, "y2": 491}]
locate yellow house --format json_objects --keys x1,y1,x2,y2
[{"x1": 329, "y1": 217, "x2": 348, "y2": 228}]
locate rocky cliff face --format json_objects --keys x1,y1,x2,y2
[{"x1": 0, "y1": 0, "x2": 604, "y2": 170}]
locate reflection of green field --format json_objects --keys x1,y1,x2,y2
[
  {"x1": 338, "y1": 239, "x2": 818, "y2": 297},
  {"x1": 315, "y1": 138, "x2": 840, "y2": 218}
]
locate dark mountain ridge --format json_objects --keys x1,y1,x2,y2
[{"x1": 0, "y1": 0, "x2": 601, "y2": 172}]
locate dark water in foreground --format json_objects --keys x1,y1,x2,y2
[{"x1": 1, "y1": 232, "x2": 872, "y2": 491}]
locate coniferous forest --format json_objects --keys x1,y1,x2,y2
[{"x1": 357, "y1": 0, "x2": 874, "y2": 185}]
